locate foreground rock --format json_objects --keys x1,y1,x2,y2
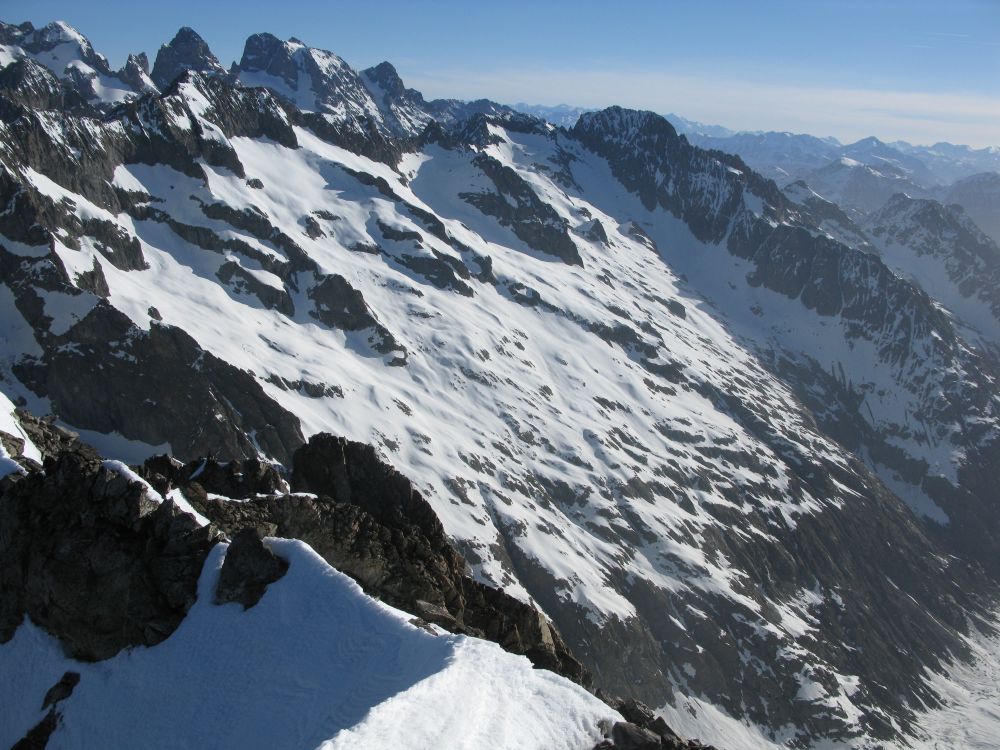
[
  {"x1": 141, "y1": 432, "x2": 589, "y2": 685},
  {"x1": 594, "y1": 699, "x2": 717, "y2": 749},
  {"x1": 0, "y1": 421, "x2": 222, "y2": 660}
]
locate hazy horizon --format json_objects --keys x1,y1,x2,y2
[{"x1": 4, "y1": 0, "x2": 998, "y2": 147}]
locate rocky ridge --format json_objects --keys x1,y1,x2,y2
[{"x1": 0, "y1": 409, "x2": 710, "y2": 749}]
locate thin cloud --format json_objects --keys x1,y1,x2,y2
[{"x1": 405, "y1": 66, "x2": 1000, "y2": 147}]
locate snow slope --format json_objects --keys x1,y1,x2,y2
[{"x1": 0, "y1": 539, "x2": 618, "y2": 750}]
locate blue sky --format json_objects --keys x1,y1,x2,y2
[{"x1": 6, "y1": 0, "x2": 999, "y2": 146}]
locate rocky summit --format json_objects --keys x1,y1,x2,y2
[{"x1": 1, "y1": 16, "x2": 999, "y2": 750}]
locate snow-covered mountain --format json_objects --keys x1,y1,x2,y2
[
  {"x1": 839, "y1": 136, "x2": 941, "y2": 188},
  {"x1": 892, "y1": 140, "x2": 1000, "y2": 185},
  {"x1": 935, "y1": 171, "x2": 1000, "y2": 247},
  {"x1": 794, "y1": 156, "x2": 932, "y2": 220},
  {"x1": 864, "y1": 193, "x2": 1000, "y2": 354},
  {"x1": 3, "y1": 20, "x2": 1000, "y2": 750},
  {"x1": 662, "y1": 114, "x2": 737, "y2": 140},
  {"x1": 781, "y1": 180, "x2": 873, "y2": 251},
  {"x1": 684, "y1": 131, "x2": 841, "y2": 182},
  {"x1": 0, "y1": 20, "x2": 154, "y2": 108},
  {"x1": 232, "y1": 33, "x2": 522, "y2": 141},
  {"x1": 516, "y1": 103, "x2": 999, "y2": 194}
]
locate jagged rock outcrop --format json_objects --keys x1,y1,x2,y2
[
  {"x1": 308, "y1": 273, "x2": 407, "y2": 361},
  {"x1": 214, "y1": 528, "x2": 289, "y2": 609},
  {"x1": 0, "y1": 58, "x2": 85, "y2": 114},
  {"x1": 0, "y1": 420, "x2": 222, "y2": 660},
  {"x1": 12, "y1": 303, "x2": 305, "y2": 463},
  {"x1": 594, "y1": 700, "x2": 716, "y2": 750},
  {"x1": 137, "y1": 432, "x2": 589, "y2": 685},
  {"x1": 9, "y1": 670, "x2": 80, "y2": 749},
  {"x1": 151, "y1": 27, "x2": 226, "y2": 90}
]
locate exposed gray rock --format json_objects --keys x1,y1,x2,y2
[
  {"x1": 139, "y1": 454, "x2": 289, "y2": 501},
  {"x1": 461, "y1": 152, "x2": 582, "y2": 265},
  {"x1": 151, "y1": 27, "x2": 226, "y2": 90},
  {"x1": 217, "y1": 259, "x2": 295, "y2": 315},
  {"x1": 214, "y1": 529, "x2": 289, "y2": 609},
  {"x1": 12, "y1": 303, "x2": 305, "y2": 463},
  {"x1": 0, "y1": 58, "x2": 85, "y2": 113},
  {"x1": 0, "y1": 421, "x2": 222, "y2": 660},
  {"x1": 308, "y1": 272, "x2": 407, "y2": 360},
  {"x1": 594, "y1": 699, "x2": 716, "y2": 750},
  {"x1": 159, "y1": 432, "x2": 589, "y2": 686},
  {"x1": 10, "y1": 708, "x2": 58, "y2": 750}
]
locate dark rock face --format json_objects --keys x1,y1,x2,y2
[
  {"x1": 217, "y1": 259, "x2": 295, "y2": 315},
  {"x1": 234, "y1": 32, "x2": 413, "y2": 146},
  {"x1": 140, "y1": 454, "x2": 289, "y2": 499},
  {"x1": 118, "y1": 53, "x2": 151, "y2": 91},
  {"x1": 151, "y1": 27, "x2": 227, "y2": 90},
  {"x1": 19, "y1": 670, "x2": 81, "y2": 748},
  {"x1": 163, "y1": 433, "x2": 588, "y2": 685},
  {"x1": 42, "y1": 672, "x2": 81, "y2": 710},
  {"x1": 195, "y1": 200, "x2": 309, "y2": 273},
  {"x1": 308, "y1": 272, "x2": 407, "y2": 360},
  {"x1": 11, "y1": 709, "x2": 58, "y2": 750},
  {"x1": 462, "y1": 152, "x2": 582, "y2": 265},
  {"x1": 594, "y1": 699, "x2": 714, "y2": 750},
  {"x1": 362, "y1": 61, "x2": 414, "y2": 100},
  {"x1": 13, "y1": 303, "x2": 305, "y2": 464},
  {"x1": 237, "y1": 33, "x2": 303, "y2": 90},
  {"x1": 168, "y1": 73, "x2": 299, "y2": 150},
  {"x1": 214, "y1": 529, "x2": 289, "y2": 609},
  {"x1": 0, "y1": 58, "x2": 83, "y2": 113},
  {"x1": 572, "y1": 107, "x2": 785, "y2": 243},
  {"x1": 0, "y1": 422, "x2": 222, "y2": 660},
  {"x1": 11, "y1": 411, "x2": 85, "y2": 464}
]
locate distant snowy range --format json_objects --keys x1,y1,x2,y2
[{"x1": 2, "y1": 19, "x2": 1000, "y2": 750}]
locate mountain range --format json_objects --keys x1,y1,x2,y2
[
  {"x1": 2, "y1": 19, "x2": 1000, "y2": 750},
  {"x1": 516, "y1": 104, "x2": 1000, "y2": 250}
]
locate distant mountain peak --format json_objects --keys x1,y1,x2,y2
[
  {"x1": 37, "y1": 19, "x2": 89, "y2": 47},
  {"x1": 363, "y1": 61, "x2": 406, "y2": 95},
  {"x1": 152, "y1": 26, "x2": 225, "y2": 90}
]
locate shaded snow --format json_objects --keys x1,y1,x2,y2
[{"x1": 0, "y1": 539, "x2": 617, "y2": 750}]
